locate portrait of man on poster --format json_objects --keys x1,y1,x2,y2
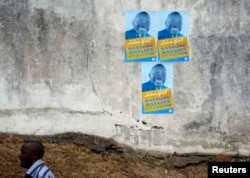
[
  {"x1": 124, "y1": 11, "x2": 157, "y2": 62},
  {"x1": 142, "y1": 63, "x2": 167, "y2": 92},
  {"x1": 158, "y1": 11, "x2": 184, "y2": 40},
  {"x1": 141, "y1": 62, "x2": 174, "y2": 114},
  {"x1": 125, "y1": 11, "x2": 151, "y2": 39},
  {"x1": 157, "y1": 11, "x2": 189, "y2": 62}
]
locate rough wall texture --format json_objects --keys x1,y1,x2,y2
[{"x1": 0, "y1": 0, "x2": 249, "y2": 155}]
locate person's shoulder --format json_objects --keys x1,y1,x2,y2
[
  {"x1": 158, "y1": 29, "x2": 169, "y2": 34},
  {"x1": 125, "y1": 29, "x2": 134, "y2": 33},
  {"x1": 142, "y1": 81, "x2": 154, "y2": 92},
  {"x1": 125, "y1": 29, "x2": 136, "y2": 39},
  {"x1": 158, "y1": 29, "x2": 172, "y2": 39},
  {"x1": 158, "y1": 29, "x2": 166, "y2": 34},
  {"x1": 142, "y1": 81, "x2": 150, "y2": 88},
  {"x1": 125, "y1": 29, "x2": 134, "y2": 36},
  {"x1": 36, "y1": 164, "x2": 55, "y2": 178},
  {"x1": 142, "y1": 81, "x2": 151, "y2": 86}
]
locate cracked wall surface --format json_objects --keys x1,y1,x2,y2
[{"x1": 0, "y1": 0, "x2": 249, "y2": 155}]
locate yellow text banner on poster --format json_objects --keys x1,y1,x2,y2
[
  {"x1": 158, "y1": 36, "x2": 189, "y2": 61},
  {"x1": 142, "y1": 88, "x2": 174, "y2": 112},
  {"x1": 125, "y1": 37, "x2": 156, "y2": 60}
]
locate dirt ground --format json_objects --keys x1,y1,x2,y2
[{"x1": 0, "y1": 133, "x2": 249, "y2": 178}]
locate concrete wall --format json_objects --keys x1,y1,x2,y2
[{"x1": 0, "y1": 0, "x2": 249, "y2": 155}]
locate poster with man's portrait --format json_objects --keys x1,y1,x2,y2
[
  {"x1": 125, "y1": 10, "x2": 157, "y2": 62},
  {"x1": 141, "y1": 62, "x2": 174, "y2": 114},
  {"x1": 157, "y1": 11, "x2": 190, "y2": 62}
]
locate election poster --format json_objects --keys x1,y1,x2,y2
[
  {"x1": 125, "y1": 10, "x2": 157, "y2": 62},
  {"x1": 141, "y1": 62, "x2": 174, "y2": 114},
  {"x1": 125, "y1": 10, "x2": 190, "y2": 63},
  {"x1": 157, "y1": 11, "x2": 190, "y2": 62}
]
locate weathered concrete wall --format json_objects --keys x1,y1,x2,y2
[{"x1": 0, "y1": 0, "x2": 249, "y2": 156}]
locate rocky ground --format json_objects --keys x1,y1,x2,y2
[{"x1": 0, "y1": 133, "x2": 249, "y2": 178}]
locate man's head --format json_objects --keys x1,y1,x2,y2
[
  {"x1": 165, "y1": 11, "x2": 182, "y2": 35},
  {"x1": 133, "y1": 11, "x2": 150, "y2": 37},
  {"x1": 19, "y1": 140, "x2": 45, "y2": 168},
  {"x1": 149, "y1": 64, "x2": 166, "y2": 87}
]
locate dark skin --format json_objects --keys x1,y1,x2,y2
[
  {"x1": 19, "y1": 141, "x2": 44, "y2": 169},
  {"x1": 149, "y1": 64, "x2": 166, "y2": 87},
  {"x1": 133, "y1": 12, "x2": 150, "y2": 36},
  {"x1": 165, "y1": 12, "x2": 182, "y2": 35}
]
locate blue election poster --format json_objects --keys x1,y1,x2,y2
[
  {"x1": 157, "y1": 11, "x2": 190, "y2": 62},
  {"x1": 125, "y1": 11, "x2": 157, "y2": 62},
  {"x1": 141, "y1": 62, "x2": 174, "y2": 114}
]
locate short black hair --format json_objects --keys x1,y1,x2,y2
[
  {"x1": 24, "y1": 140, "x2": 45, "y2": 159},
  {"x1": 168, "y1": 11, "x2": 182, "y2": 17},
  {"x1": 152, "y1": 63, "x2": 166, "y2": 69},
  {"x1": 135, "y1": 11, "x2": 150, "y2": 19}
]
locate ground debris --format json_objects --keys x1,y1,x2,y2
[
  {"x1": 160, "y1": 155, "x2": 209, "y2": 168},
  {"x1": 0, "y1": 132, "x2": 249, "y2": 178}
]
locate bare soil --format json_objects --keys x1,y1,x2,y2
[{"x1": 0, "y1": 133, "x2": 249, "y2": 178}]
